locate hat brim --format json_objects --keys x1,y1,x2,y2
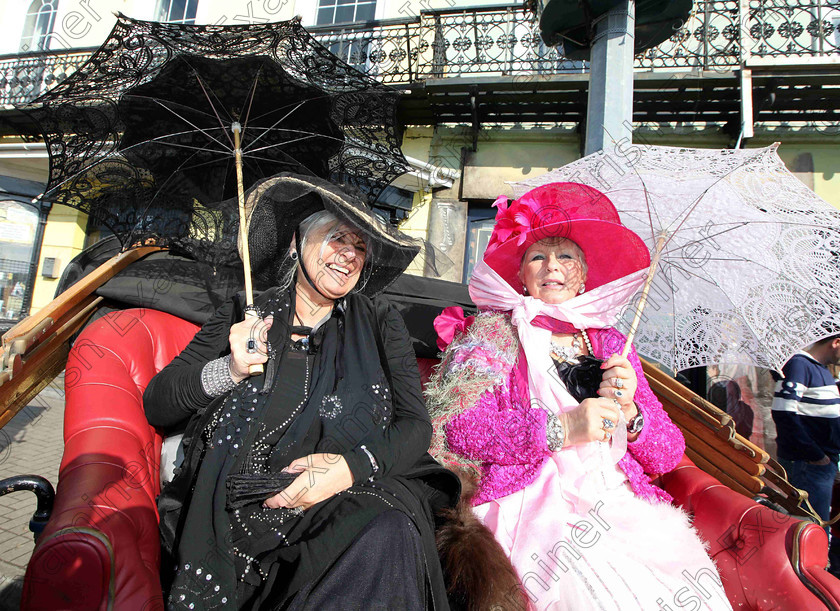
[
  {"x1": 243, "y1": 173, "x2": 421, "y2": 296},
  {"x1": 484, "y1": 218, "x2": 651, "y2": 293}
]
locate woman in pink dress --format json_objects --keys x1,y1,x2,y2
[{"x1": 427, "y1": 183, "x2": 732, "y2": 611}]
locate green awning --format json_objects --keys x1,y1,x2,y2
[{"x1": 540, "y1": 0, "x2": 693, "y2": 60}]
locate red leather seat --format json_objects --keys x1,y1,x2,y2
[
  {"x1": 23, "y1": 309, "x2": 200, "y2": 611},
  {"x1": 22, "y1": 309, "x2": 840, "y2": 610}
]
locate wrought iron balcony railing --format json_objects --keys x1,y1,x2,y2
[
  {"x1": 0, "y1": 47, "x2": 92, "y2": 107},
  {"x1": 0, "y1": 1, "x2": 838, "y2": 107}
]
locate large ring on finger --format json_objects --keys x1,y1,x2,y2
[
  {"x1": 602, "y1": 418, "x2": 615, "y2": 430},
  {"x1": 613, "y1": 377, "x2": 624, "y2": 389},
  {"x1": 246, "y1": 338, "x2": 257, "y2": 354}
]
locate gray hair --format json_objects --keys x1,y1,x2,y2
[{"x1": 278, "y1": 210, "x2": 373, "y2": 294}]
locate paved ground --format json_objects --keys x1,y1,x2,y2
[{"x1": 0, "y1": 374, "x2": 65, "y2": 611}]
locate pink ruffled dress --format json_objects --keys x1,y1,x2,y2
[{"x1": 438, "y1": 314, "x2": 732, "y2": 611}]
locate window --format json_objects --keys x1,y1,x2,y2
[
  {"x1": 0, "y1": 200, "x2": 39, "y2": 321},
  {"x1": 463, "y1": 205, "x2": 496, "y2": 282},
  {"x1": 19, "y1": 0, "x2": 58, "y2": 53},
  {"x1": 156, "y1": 0, "x2": 199, "y2": 24},
  {"x1": 316, "y1": 1, "x2": 378, "y2": 70},
  {"x1": 317, "y1": 0, "x2": 376, "y2": 25}
]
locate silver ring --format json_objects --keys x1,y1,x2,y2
[
  {"x1": 246, "y1": 338, "x2": 257, "y2": 354},
  {"x1": 603, "y1": 430, "x2": 612, "y2": 442},
  {"x1": 613, "y1": 377, "x2": 624, "y2": 389},
  {"x1": 602, "y1": 418, "x2": 615, "y2": 430}
]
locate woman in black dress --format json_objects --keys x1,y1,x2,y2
[{"x1": 144, "y1": 174, "x2": 458, "y2": 610}]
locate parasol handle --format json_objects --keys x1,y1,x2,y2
[
  {"x1": 621, "y1": 235, "x2": 667, "y2": 358},
  {"x1": 233, "y1": 122, "x2": 263, "y2": 376}
]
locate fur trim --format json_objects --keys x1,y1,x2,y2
[
  {"x1": 426, "y1": 312, "x2": 519, "y2": 479},
  {"x1": 437, "y1": 469, "x2": 528, "y2": 611}
]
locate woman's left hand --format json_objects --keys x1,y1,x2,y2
[
  {"x1": 597, "y1": 354, "x2": 638, "y2": 421},
  {"x1": 263, "y1": 453, "x2": 353, "y2": 510}
]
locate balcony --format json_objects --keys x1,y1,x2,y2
[{"x1": 0, "y1": 2, "x2": 838, "y2": 126}]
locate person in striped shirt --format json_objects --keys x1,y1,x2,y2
[{"x1": 772, "y1": 334, "x2": 840, "y2": 529}]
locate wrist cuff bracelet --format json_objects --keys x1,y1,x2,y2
[
  {"x1": 201, "y1": 355, "x2": 237, "y2": 397},
  {"x1": 546, "y1": 413, "x2": 565, "y2": 451}
]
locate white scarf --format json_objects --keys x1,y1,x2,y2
[{"x1": 469, "y1": 258, "x2": 648, "y2": 505}]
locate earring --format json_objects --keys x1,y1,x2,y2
[
  {"x1": 290, "y1": 251, "x2": 298, "y2": 261},
  {"x1": 523, "y1": 286, "x2": 529, "y2": 295},
  {"x1": 578, "y1": 284, "x2": 585, "y2": 294}
]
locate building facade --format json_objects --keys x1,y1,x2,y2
[{"x1": 0, "y1": 0, "x2": 838, "y2": 321}]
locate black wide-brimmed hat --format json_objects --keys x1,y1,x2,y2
[{"x1": 241, "y1": 173, "x2": 422, "y2": 296}]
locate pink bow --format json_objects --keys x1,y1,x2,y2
[{"x1": 434, "y1": 306, "x2": 475, "y2": 350}]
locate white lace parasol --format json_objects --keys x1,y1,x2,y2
[{"x1": 512, "y1": 143, "x2": 840, "y2": 371}]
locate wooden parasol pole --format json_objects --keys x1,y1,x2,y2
[
  {"x1": 622, "y1": 233, "x2": 667, "y2": 358},
  {"x1": 232, "y1": 121, "x2": 263, "y2": 375}
]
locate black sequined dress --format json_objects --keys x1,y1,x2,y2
[{"x1": 144, "y1": 287, "x2": 458, "y2": 610}]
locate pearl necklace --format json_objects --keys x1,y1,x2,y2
[{"x1": 550, "y1": 331, "x2": 594, "y2": 363}]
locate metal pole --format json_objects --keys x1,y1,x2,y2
[
  {"x1": 738, "y1": 0, "x2": 753, "y2": 144},
  {"x1": 584, "y1": 0, "x2": 635, "y2": 155}
]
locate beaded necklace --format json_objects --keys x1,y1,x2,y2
[{"x1": 549, "y1": 330, "x2": 594, "y2": 363}]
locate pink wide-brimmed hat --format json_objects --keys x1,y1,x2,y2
[{"x1": 483, "y1": 182, "x2": 651, "y2": 293}]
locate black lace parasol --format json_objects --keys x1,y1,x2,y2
[{"x1": 22, "y1": 14, "x2": 409, "y2": 260}]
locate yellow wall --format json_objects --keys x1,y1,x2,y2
[
  {"x1": 460, "y1": 127, "x2": 581, "y2": 199},
  {"x1": 399, "y1": 190, "x2": 433, "y2": 277},
  {"x1": 404, "y1": 124, "x2": 840, "y2": 205},
  {"x1": 401, "y1": 127, "x2": 435, "y2": 164},
  {"x1": 397, "y1": 127, "x2": 436, "y2": 275},
  {"x1": 29, "y1": 205, "x2": 87, "y2": 314},
  {"x1": 770, "y1": 142, "x2": 840, "y2": 210}
]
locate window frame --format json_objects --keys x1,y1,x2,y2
[
  {"x1": 19, "y1": 0, "x2": 59, "y2": 53},
  {"x1": 0, "y1": 198, "x2": 44, "y2": 325},
  {"x1": 155, "y1": 0, "x2": 199, "y2": 24},
  {"x1": 315, "y1": 0, "x2": 378, "y2": 26},
  {"x1": 462, "y1": 203, "x2": 497, "y2": 283}
]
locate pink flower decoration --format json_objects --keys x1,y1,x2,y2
[
  {"x1": 512, "y1": 193, "x2": 542, "y2": 239},
  {"x1": 434, "y1": 306, "x2": 475, "y2": 350},
  {"x1": 492, "y1": 195, "x2": 509, "y2": 212},
  {"x1": 489, "y1": 194, "x2": 533, "y2": 250}
]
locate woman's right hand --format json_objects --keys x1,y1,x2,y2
[
  {"x1": 560, "y1": 397, "x2": 622, "y2": 446},
  {"x1": 228, "y1": 314, "x2": 273, "y2": 382}
]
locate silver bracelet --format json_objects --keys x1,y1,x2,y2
[
  {"x1": 200, "y1": 354, "x2": 237, "y2": 397},
  {"x1": 546, "y1": 412, "x2": 565, "y2": 451},
  {"x1": 360, "y1": 444, "x2": 379, "y2": 481},
  {"x1": 627, "y1": 408, "x2": 645, "y2": 435}
]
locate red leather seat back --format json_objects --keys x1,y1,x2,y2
[
  {"x1": 23, "y1": 309, "x2": 200, "y2": 611},
  {"x1": 662, "y1": 456, "x2": 840, "y2": 610},
  {"x1": 417, "y1": 357, "x2": 438, "y2": 388}
]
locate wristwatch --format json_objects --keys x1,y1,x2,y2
[{"x1": 627, "y1": 409, "x2": 644, "y2": 435}]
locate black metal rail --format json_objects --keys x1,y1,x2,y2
[{"x1": 0, "y1": 2, "x2": 837, "y2": 106}]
